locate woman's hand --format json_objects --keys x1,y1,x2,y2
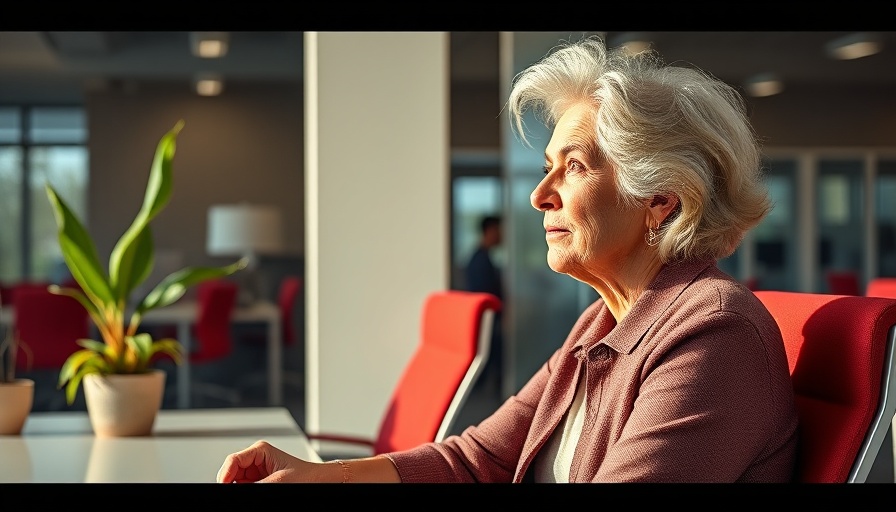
[{"x1": 217, "y1": 440, "x2": 331, "y2": 483}]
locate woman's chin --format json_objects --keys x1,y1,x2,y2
[{"x1": 546, "y1": 256, "x2": 569, "y2": 275}]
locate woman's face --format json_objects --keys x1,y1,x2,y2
[{"x1": 529, "y1": 103, "x2": 647, "y2": 284}]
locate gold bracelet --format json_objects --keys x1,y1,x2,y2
[{"x1": 334, "y1": 459, "x2": 352, "y2": 483}]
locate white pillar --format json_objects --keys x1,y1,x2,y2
[{"x1": 304, "y1": 32, "x2": 450, "y2": 443}]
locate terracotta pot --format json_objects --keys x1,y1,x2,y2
[
  {"x1": 0, "y1": 378, "x2": 35, "y2": 435},
  {"x1": 83, "y1": 369, "x2": 165, "y2": 437}
]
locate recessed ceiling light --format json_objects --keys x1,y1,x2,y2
[
  {"x1": 744, "y1": 73, "x2": 784, "y2": 98},
  {"x1": 826, "y1": 32, "x2": 883, "y2": 60},
  {"x1": 610, "y1": 32, "x2": 652, "y2": 55},
  {"x1": 194, "y1": 73, "x2": 224, "y2": 96},
  {"x1": 190, "y1": 32, "x2": 230, "y2": 59}
]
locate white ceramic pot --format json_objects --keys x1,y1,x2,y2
[
  {"x1": 0, "y1": 378, "x2": 35, "y2": 435},
  {"x1": 83, "y1": 369, "x2": 165, "y2": 437}
]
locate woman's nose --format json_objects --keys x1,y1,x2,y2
[{"x1": 530, "y1": 176, "x2": 559, "y2": 211}]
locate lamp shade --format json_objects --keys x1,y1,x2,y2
[{"x1": 207, "y1": 203, "x2": 284, "y2": 257}]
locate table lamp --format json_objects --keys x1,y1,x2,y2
[{"x1": 206, "y1": 203, "x2": 284, "y2": 303}]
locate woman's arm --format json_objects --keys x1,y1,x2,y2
[{"x1": 217, "y1": 440, "x2": 401, "y2": 483}]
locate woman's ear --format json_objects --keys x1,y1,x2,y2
[{"x1": 647, "y1": 194, "x2": 680, "y2": 226}]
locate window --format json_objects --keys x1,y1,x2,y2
[
  {"x1": 877, "y1": 160, "x2": 896, "y2": 277},
  {"x1": 451, "y1": 175, "x2": 503, "y2": 290},
  {"x1": 0, "y1": 106, "x2": 88, "y2": 283}
]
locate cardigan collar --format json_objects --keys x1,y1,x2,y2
[{"x1": 570, "y1": 258, "x2": 716, "y2": 357}]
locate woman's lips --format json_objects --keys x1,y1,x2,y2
[{"x1": 545, "y1": 225, "x2": 570, "y2": 239}]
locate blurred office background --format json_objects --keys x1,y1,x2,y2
[{"x1": 1, "y1": 32, "x2": 895, "y2": 478}]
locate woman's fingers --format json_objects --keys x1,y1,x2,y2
[{"x1": 217, "y1": 441, "x2": 276, "y2": 483}]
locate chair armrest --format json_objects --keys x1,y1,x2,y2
[
  {"x1": 304, "y1": 433, "x2": 375, "y2": 448},
  {"x1": 304, "y1": 433, "x2": 376, "y2": 461}
]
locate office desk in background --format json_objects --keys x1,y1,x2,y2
[
  {"x1": 140, "y1": 299, "x2": 283, "y2": 409},
  {"x1": 0, "y1": 407, "x2": 320, "y2": 483},
  {"x1": 0, "y1": 299, "x2": 283, "y2": 409}
]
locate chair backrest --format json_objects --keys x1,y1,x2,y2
[
  {"x1": 372, "y1": 290, "x2": 502, "y2": 455},
  {"x1": 0, "y1": 282, "x2": 11, "y2": 307},
  {"x1": 7, "y1": 281, "x2": 53, "y2": 307},
  {"x1": 825, "y1": 270, "x2": 861, "y2": 295},
  {"x1": 867, "y1": 277, "x2": 896, "y2": 299},
  {"x1": 753, "y1": 290, "x2": 896, "y2": 483},
  {"x1": 278, "y1": 276, "x2": 302, "y2": 346},
  {"x1": 191, "y1": 279, "x2": 238, "y2": 363},
  {"x1": 14, "y1": 286, "x2": 90, "y2": 370}
]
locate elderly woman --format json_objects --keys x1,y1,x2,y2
[{"x1": 217, "y1": 36, "x2": 798, "y2": 483}]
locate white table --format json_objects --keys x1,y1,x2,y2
[
  {"x1": 0, "y1": 300, "x2": 283, "y2": 409},
  {"x1": 140, "y1": 299, "x2": 282, "y2": 409},
  {"x1": 0, "y1": 407, "x2": 320, "y2": 483}
]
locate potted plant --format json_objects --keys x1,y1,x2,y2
[
  {"x1": 0, "y1": 296, "x2": 34, "y2": 435},
  {"x1": 45, "y1": 120, "x2": 247, "y2": 437}
]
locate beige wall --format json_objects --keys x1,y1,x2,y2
[{"x1": 86, "y1": 82, "x2": 304, "y2": 274}]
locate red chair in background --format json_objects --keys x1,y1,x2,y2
[
  {"x1": 6, "y1": 281, "x2": 53, "y2": 306},
  {"x1": 754, "y1": 290, "x2": 896, "y2": 482},
  {"x1": 305, "y1": 290, "x2": 502, "y2": 460},
  {"x1": 0, "y1": 283, "x2": 11, "y2": 307},
  {"x1": 13, "y1": 286, "x2": 90, "y2": 408},
  {"x1": 867, "y1": 277, "x2": 896, "y2": 300},
  {"x1": 14, "y1": 286, "x2": 90, "y2": 370},
  {"x1": 826, "y1": 270, "x2": 861, "y2": 295},
  {"x1": 185, "y1": 279, "x2": 241, "y2": 406},
  {"x1": 236, "y1": 275, "x2": 303, "y2": 398}
]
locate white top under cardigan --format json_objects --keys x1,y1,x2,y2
[{"x1": 532, "y1": 368, "x2": 588, "y2": 482}]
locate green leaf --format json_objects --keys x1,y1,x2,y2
[
  {"x1": 125, "y1": 333, "x2": 153, "y2": 365},
  {"x1": 58, "y1": 346, "x2": 107, "y2": 388},
  {"x1": 109, "y1": 120, "x2": 183, "y2": 303},
  {"x1": 134, "y1": 258, "x2": 248, "y2": 315},
  {"x1": 64, "y1": 363, "x2": 107, "y2": 406},
  {"x1": 45, "y1": 184, "x2": 114, "y2": 309},
  {"x1": 76, "y1": 338, "x2": 114, "y2": 356},
  {"x1": 150, "y1": 338, "x2": 184, "y2": 366},
  {"x1": 112, "y1": 226, "x2": 155, "y2": 304}
]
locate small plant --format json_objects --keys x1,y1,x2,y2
[{"x1": 46, "y1": 120, "x2": 247, "y2": 404}]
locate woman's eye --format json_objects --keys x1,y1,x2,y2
[
  {"x1": 568, "y1": 160, "x2": 583, "y2": 172},
  {"x1": 542, "y1": 165, "x2": 550, "y2": 175}
]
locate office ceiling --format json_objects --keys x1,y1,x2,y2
[{"x1": 1, "y1": 31, "x2": 894, "y2": 104}]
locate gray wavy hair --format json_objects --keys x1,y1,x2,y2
[{"x1": 507, "y1": 36, "x2": 772, "y2": 263}]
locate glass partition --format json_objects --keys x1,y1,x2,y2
[
  {"x1": 877, "y1": 160, "x2": 896, "y2": 278},
  {"x1": 752, "y1": 159, "x2": 799, "y2": 291},
  {"x1": 816, "y1": 158, "x2": 865, "y2": 292}
]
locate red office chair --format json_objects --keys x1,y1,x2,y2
[
  {"x1": 826, "y1": 270, "x2": 861, "y2": 296},
  {"x1": 305, "y1": 290, "x2": 502, "y2": 459},
  {"x1": 754, "y1": 290, "x2": 896, "y2": 482},
  {"x1": 187, "y1": 279, "x2": 241, "y2": 406},
  {"x1": 13, "y1": 286, "x2": 90, "y2": 409},
  {"x1": 236, "y1": 275, "x2": 304, "y2": 398},
  {"x1": 0, "y1": 282, "x2": 11, "y2": 307},
  {"x1": 7, "y1": 281, "x2": 53, "y2": 307},
  {"x1": 867, "y1": 277, "x2": 896, "y2": 300},
  {"x1": 14, "y1": 286, "x2": 90, "y2": 370}
]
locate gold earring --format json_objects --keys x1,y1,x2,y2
[{"x1": 645, "y1": 226, "x2": 659, "y2": 247}]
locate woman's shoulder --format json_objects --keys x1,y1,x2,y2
[
  {"x1": 669, "y1": 264, "x2": 782, "y2": 343},
  {"x1": 691, "y1": 265, "x2": 768, "y2": 312}
]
